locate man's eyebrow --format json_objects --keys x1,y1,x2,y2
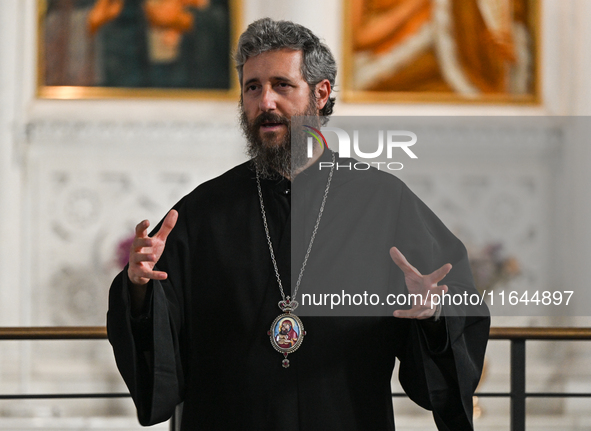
[
  {"x1": 243, "y1": 76, "x2": 297, "y2": 87},
  {"x1": 271, "y1": 76, "x2": 296, "y2": 83},
  {"x1": 243, "y1": 78, "x2": 259, "y2": 87}
]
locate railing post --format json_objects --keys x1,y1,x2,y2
[
  {"x1": 169, "y1": 414, "x2": 175, "y2": 431},
  {"x1": 510, "y1": 339, "x2": 526, "y2": 431},
  {"x1": 169, "y1": 402, "x2": 183, "y2": 431}
]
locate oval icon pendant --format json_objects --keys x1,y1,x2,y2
[{"x1": 268, "y1": 312, "x2": 305, "y2": 368}]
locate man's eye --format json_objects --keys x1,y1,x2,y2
[{"x1": 246, "y1": 84, "x2": 258, "y2": 92}]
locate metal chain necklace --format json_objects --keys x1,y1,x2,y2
[{"x1": 256, "y1": 151, "x2": 335, "y2": 368}]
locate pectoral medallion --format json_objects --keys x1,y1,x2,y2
[
  {"x1": 257, "y1": 152, "x2": 334, "y2": 369},
  {"x1": 267, "y1": 299, "x2": 305, "y2": 368}
]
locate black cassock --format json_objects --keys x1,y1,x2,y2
[{"x1": 107, "y1": 150, "x2": 490, "y2": 430}]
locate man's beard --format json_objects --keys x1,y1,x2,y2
[{"x1": 240, "y1": 95, "x2": 319, "y2": 179}]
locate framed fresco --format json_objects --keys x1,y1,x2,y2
[
  {"x1": 37, "y1": 0, "x2": 242, "y2": 99},
  {"x1": 342, "y1": 0, "x2": 541, "y2": 104}
]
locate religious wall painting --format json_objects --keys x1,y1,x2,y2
[
  {"x1": 37, "y1": 0, "x2": 242, "y2": 99},
  {"x1": 343, "y1": 0, "x2": 541, "y2": 104}
]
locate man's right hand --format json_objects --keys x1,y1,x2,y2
[{"x1": 128, "y1": 209, "x2": 178, "y2": 287}]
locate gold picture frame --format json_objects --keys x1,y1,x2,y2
[
  {"x1": 37, "y1": 0, "x2": 243, "y2": 100},
  {"x1": 342, "y1": 0, "x2": 541, "y2": 104}
]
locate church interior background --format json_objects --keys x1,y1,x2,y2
[{"x1": 1, "y1": 0, "x2": 591, "y2": 429}]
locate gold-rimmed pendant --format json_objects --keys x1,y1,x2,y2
[{"x1": 268, "y1": 310, "x2": 305, "y2": 368}]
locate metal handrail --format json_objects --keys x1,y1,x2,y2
[
  {"x1": 1, "y1": 326, "x2": 590, "y2": 431},
  {"x1": 489, "y1": 327, "x2": 591, "y2": 340},
  {"x1": 0, "y1": 326, "x2": 123, "y2": 401},
  {"x1": 0, "y1": 326, "x2": 107, "y2": 339}
]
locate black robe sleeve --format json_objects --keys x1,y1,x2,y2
[
  {"x1": 107, "y1": 198, "x2": 190, "y2": 426},
  {"x1": 393, "y1": 184, "x2": 490, "y2": 431}
]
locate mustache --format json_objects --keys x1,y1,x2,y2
[{"x1": 252, "y1": 112, "x2": 289, "y2": 129}]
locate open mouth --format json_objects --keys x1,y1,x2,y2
[{"x1": 260, "y1": 122, "x2": 285, "y2": 131}]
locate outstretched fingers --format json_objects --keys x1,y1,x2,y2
[
  {"x1": 389, "y1": 246, "x2": 451, "y2": 319},
  {"x1": 129, "y1": 252, "x2": 156, "y2": 265},
  {"x1": 132, "y1": 237, "x2": 153, "y2": 252},
  {"x1": 140, "y1": 269, "x2": 169, "y2": 281},
  {"x1": 389, "y1": 247, "x2": 421, "y2": 277},
  {"x1": 128, "y1": 211, "x2": 177, "y2": 286},
  {"x1": 128, "y1": 253, "x2": 169, "y2": 284},
  {"x1": 135, "y1": 219, "x2": 150, "y2": 238},
  {"x1": 154, "y1": 209, "x2": 178, "y2": 241},
  {"x1": 431, "y1": 283, "x2": 448, "y2": 296},
  {"x1": 428, "y1": 263, "x2": 452, "y2": 284}
]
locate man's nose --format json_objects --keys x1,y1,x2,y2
[{"x1": 259, "y1": 87, "x2": 277, "y2": 111}]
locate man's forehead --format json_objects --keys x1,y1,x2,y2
[{"x1": 242, "y1": 48, "x2": 303, "y2": 81}]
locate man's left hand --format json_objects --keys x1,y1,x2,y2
[{"x1": 389, "y1": 247, "x2": 450, "y2": 319}]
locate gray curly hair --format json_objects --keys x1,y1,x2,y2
[{"x1": 234, "y1": 18, "x2": 337, "y2": 118}]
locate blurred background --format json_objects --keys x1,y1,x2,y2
[{"x1": 1, "y1": 0, "x2": 591, "y2": 429}]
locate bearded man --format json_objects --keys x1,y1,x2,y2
[{"x1": 107, "y1": 17, "x2": 489, "y2": 431}]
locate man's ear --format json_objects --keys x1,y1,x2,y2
[{"x1": 314, "y1": 79, "x2": 331, "y2": 111}]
